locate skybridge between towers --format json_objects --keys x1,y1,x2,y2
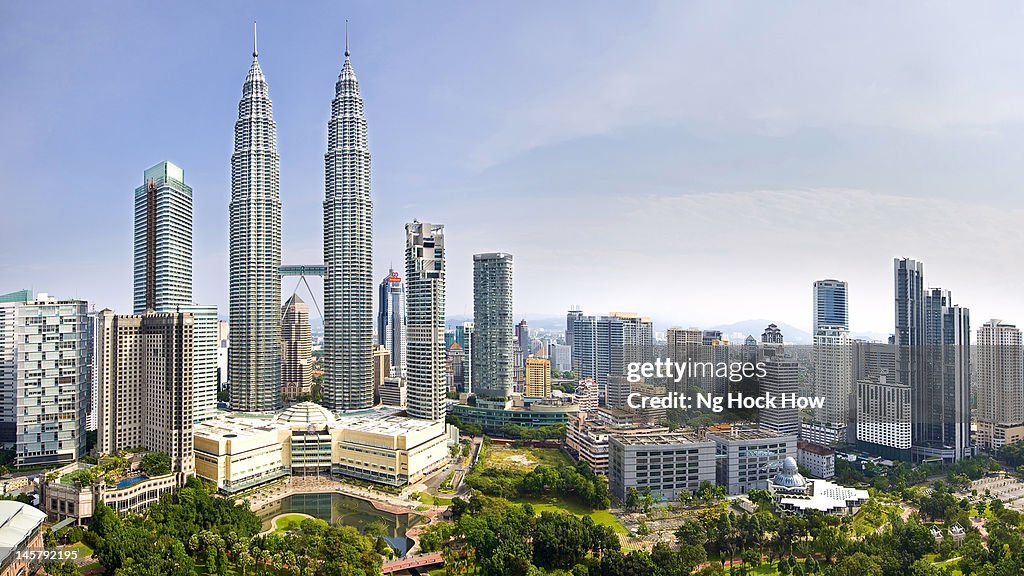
[{"x1": 280, "y1": 265, "x2": 326, "y2": 325}]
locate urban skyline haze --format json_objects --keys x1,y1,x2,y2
[{"x1": 5, "y1": 2, "x2": 1024, "y2": 334}]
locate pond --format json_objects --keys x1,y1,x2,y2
[{"x1": 257, "y1": 492, "x2": 421, "y2": 556}]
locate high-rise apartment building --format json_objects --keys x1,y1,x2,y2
[
  {"x1": 462, "y1": 322, "x2": 474, "y2": 394},
  {"x1": 281, "y1": 295, "x2": 313, "y2": 401},
  {"x1": 96, "y1": 310, "x2": 195, "y2": 476},
  {"x1": 472, "y1": 253, "x2": 514, "y2": 400},
  {"x1": 229, "y1": 31, "x2": 282, "y2": 412},
  {"x1": 976, "y1": 320, "x2": 1024, "y2": 451},
  {"x1": 525, "y1": 357, "x2": 551, "y2": 398},
  {"x1": 377, "y1": 270, "x2": 406, "y2": 377},
  {"x1": 813, "y1": 325, "x2": 852, "y2": 434},
  {"x1": 373, "y1": 345, "x2": 390, "y2": 405},
  {"x1": 323, "y1": 38, "x2": 374, "y2": 412},
  {"x1": 0, "y1": 293, "x2": 90, "y2": 466},
  {"x1": 852, "y1": 339, "x2": 896, "y2": 382},
  {"x1": 813, "y1": 279, "x2": 849, "y2": 333},
  {"x1": 405, "y1": 222, "x2": 446, "y2": 420},
  {"x1": 856, "y1": 373, "x2": 911, "y2": 461}
]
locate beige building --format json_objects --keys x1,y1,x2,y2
[
  {"x1": 373, "y1": 345, "x2": 391, "y2": 405},
  {"x1": 194, "y1": 403, "x2": 452, "y2": 492},
  {"x1": 525, "y1": 357, "x2": 551, "y2": 398},
  {"x1": 976, "y1": 320, "x2": 1024, "y2": 451},
  {"x1": 41, "y1": 461, "x2": 181, "y2": 525},
  {"x1": 281, "y1": 294, "x2": 313, "y2": 401},
  {"x1": 96, "y1": 310, "x2": 195, "y2": 476}
]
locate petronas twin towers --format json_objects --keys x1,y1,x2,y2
[{"x1": 229, "y1": 26, "x2": 373, "y2": 412}]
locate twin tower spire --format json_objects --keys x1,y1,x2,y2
[{"x1": 229, "y1": 22, "x2": 373, "y2": 413}]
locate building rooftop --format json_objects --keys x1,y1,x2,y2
[
  {"x1": 707, "y1": 425, "x2": 790, "y2": 442},
  {"x1": 196, "y1": 404, "x2": 441, "y2": 439},
  {"x1": 0, "y1": 501, "x2": 45, "y2": 566},
  {"x1": 611, "y1": 431, "x2": 707, "y2": 446},
  {"x1": 798, "y1": 441, "x2": 835, "y2": 457}
]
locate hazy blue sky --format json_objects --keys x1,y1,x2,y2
[{"x1": 4, "y1": 1, "x2": 1024, "y2": 335}]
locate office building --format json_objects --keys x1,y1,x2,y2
[
  {"x1": 449, "y1": 395, "x2": 580, "y2": 434},
  {"x1": 1, "y1": 293, "x2": 89, "y2": 466},
  {"x1": 405, "y1": 222, "x2": 446, "y2": 420},
  {"x1": 323, "y1": 38, "x2": 374, "y2": 411},
  {"x1": 606, "y1": 375, "x2": 632, "y2": 409},
  {"x1": 813, "y1": 280, "x2": 849, "y2": 333},
  {"x1": 229, "y1": 30, "x2": 282, "y2": 412},
  {"x1": 372, "y1": 345, "x2": 390, "y2": 404},
  {"x1": 516, "y1": 319, "x2": 530, "y2": 363},
  {"x1": 607, "y1": 432, "x2": 716, "y2": 503},
  {"x1": 706, "y1": 425, "x2": 797, "y2": 495},
  {"x1": 132, "y1": 161, "x2": 217, "y2": 422},
  {"x1": 216, "y1": 320, "x2": 229, "y2": 388},
  {"x1": 134, "y1": 161, "x2": 193, "y2": 314},
  {"x1": 549, "y1": 342, "x2": 571, "y2": 373},
  {"x1": 380, "y1": 377, "x2": 407, "y2": 408},
  {"x1": 472, "y1": 253, "x2": 514, "y2": 400},
  {"x1": 896, "y1": 258, "x2": 971, "y2": 461},
  {"x1": 281, "y1": 295, "x2": 313, "y2": 401},
  {"x1": 571, "y1": 312, "x2": 653, "y2": 402},
  {"x1": 758, "y1": 356, "x2": 800, "y2": 436},
  {"x1": 856, "y1": 373, "x2": 911, "y2": 461},
  {"x1": 976, "y1": 320, "x2": 1024, "y2": 451},
  {"x1": 525, "y1": 357, "x2": 551, "y2": 398},
  {"x1": 96, "y1": 310, "x2": 195, "y2": 476},
  {"x1": 377, "y1": 270, "x2": 406, "y2": 377}
]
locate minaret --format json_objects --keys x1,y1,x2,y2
[
  {"x1": 323, "y1": 24, "x2": 374, "y2": 410},
  {"x1": 229, "y1": 22, "x2": 283, "y2": 412}
]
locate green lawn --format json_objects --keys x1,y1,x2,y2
[
  {"x1": 415, "y1": 492, "x2": 454, "y2": 506},
  {"x1": 272, "y1": 513, "x2": 312, "y2": 533},
  {"x1": 525, "y1": 495, "x2": 628, "y2": 535},
  {"x1": 63, "y1": 541, "x2": 94, "y2": 557},
  {"x1": 479, "y1": 445, "x2": 571, "y2": 473}
]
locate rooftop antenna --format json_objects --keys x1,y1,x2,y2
[
  {"x1": 345, "y1": 19, "x2": 350, "y2": 57},
  {"x1": 253, "y1": 20, "x2": 258, "y2": 58}
]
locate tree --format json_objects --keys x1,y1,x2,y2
[{"x1": 831, "y1": 552, "x2": 883, "y2": 576}]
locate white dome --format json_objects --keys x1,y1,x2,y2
[
  {"x1": 773, "y1": 456, "x2": 807, "y2": 488},
  {"x1": 274, "y1": 402, "x2": 336, "y2": 425}
]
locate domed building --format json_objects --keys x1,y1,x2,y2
[
  {"x1": 769, "y1": 456, "x2": 869, "y2": 516},
  {"x1": 771, "y1": 457, "x2": 809, "y2": 494}
]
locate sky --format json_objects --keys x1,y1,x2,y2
[{"x1": 4, "y1": 1, "x2": 1024, "y2": 336}]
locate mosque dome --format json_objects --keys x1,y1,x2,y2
[{"x1": 773, "y1": 456, "x2": 807, "y2": 489}]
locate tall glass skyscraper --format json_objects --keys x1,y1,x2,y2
[
  {"x1": 472, "y1": 253, "x2": 514, "y2": 400},
  {"x1": 377, "y1": 269, "x2": 406, "y2": 377},
  {"x1": 134, "y1": 161, "x2": 192, "y2": 314},
  {"x1": 133, "y1": 161, "x2": 218, "y2": 422},
  {"x1": 812, "y1": 279, "x2": 849, "y2": 333},
  {"x1": 229, "y1": 28, "x2": 282, "y2": 412},
  {"x1": 324, "y1": 38, "x2": 374, "y2": 411},
  {"x1": 405, "y1": 222, "x2": 446, "y2": 420}
]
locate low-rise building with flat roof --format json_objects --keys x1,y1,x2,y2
[
  {"x1": 565, "y1": 412, "x2": 667, "y2": 475},
  {"x1": 607, "y1": 431, "x2": 715, "y2": 503},
  {"x1": 706, "y1": 424, "x2": 797, "y2": 495},
  {"x1": 193, "y1": 402, "x2": 453, "y2": 492},
  {"x1": 797, "y1": 441, "x2": 836, "y2": 479}
]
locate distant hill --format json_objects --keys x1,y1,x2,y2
[{"x1": 708, "y1": 319, "x2": 813, "y2": 345}]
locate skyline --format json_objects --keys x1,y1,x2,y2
[{"x1": 7, "y1": 3, "x2": 1024, "y2": 334}]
